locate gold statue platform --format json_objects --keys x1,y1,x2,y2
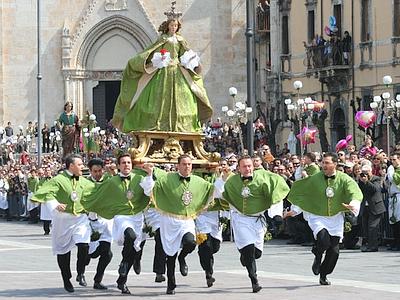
[{"x1": 127, "y1": 131, "x2": 221, "y2": 167}]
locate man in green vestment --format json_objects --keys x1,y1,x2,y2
[
  {"x1": 215, "y1": 156, "x2": 290, "y2": 293},
  {"x1": 151, "y1": 154, "x2": 214, "y2": 295},
  {"x1": 195, "y1": 160, "x2": 231, "y2": 288},
  {"x1": 86, "y1": 158, "x2": 113, "y2": 290},
  {"x1": 31, "y1": 154, "x2": 92, "y2": 293},
  {"x1": 286, "y1": 152, "x2": 363, "y2": 285},
  {"x1": 82, "y1": 153, "x2": 154, "y2": 295}
]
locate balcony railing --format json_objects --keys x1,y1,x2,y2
[{"x1": 304, "y1": 41, "x2": 351, "y2": 71}]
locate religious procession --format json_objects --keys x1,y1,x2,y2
[{"x1": 1, "y1": 1, "x2": 400, "y2": 299}]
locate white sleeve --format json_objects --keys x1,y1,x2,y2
[
  {"x1": 43, "y1": 199, "x2": 61, "y2": 212},
  {"x1": 267, "y1": 201, "x2": 283, "y2": 218},
  {"x1": 213, "y1": 177, "x2": 225, "y2": 199},
  {"x1": 290, "y1": 204, "x2": 303, "y2": 216},
  {"x1": 349, "y1": 200, "x2": 361, "y2": 217},
  {"x1": 387, "y1": 165, "x2": 394, "y2": 182},
  {"x1": 140, "y1": 175, "x2": 155, "y2": 197}
]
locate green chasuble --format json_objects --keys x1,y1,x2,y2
[
  {"x1": 304, "y1": 163, "x2": 320, "y2": 176},
  {"x1": 82, "y1": 174, "x2": 150, "y2": 220},
  {"x1": 287, "y1": 171, "x2": 363, "y2": 216},
  {"x1": 27, "y1": 176, "x2": 40, "y2": 193},
  {"x1": 392, "y1": 167, "x2": 400, "y2": 186},
  {"x1": 193, "y1": 171, "x2": 229, "y2": 212},
  {"x1": 112, "y1": 33, "x2": 213, "y2": 133},
  {"x1": 31, "y1": 172, "x2": 92, "y2": 215},
  {"x1": 153, "y1": 172, "x2": 214, "y2": 219},
  {"x1": 223, "y1": 170, "x2": 290, "y2": 215}
]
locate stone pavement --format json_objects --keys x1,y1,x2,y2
[{"x1": 0, "y1": 220, "x2": 399, "y2": 300}]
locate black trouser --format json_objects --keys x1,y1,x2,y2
[
  {"x1": 312, "y1": 229, "x2": 340, "y2": 278},
  {"x1": 239, "y1": 244, "x2": 262, "y2": 285},
  {"x1": 90, "y1": 241, "x2": 113, "y2": 283},
  {"x1": 43, "y1": 220, "x2": 51, "y2": 234},
  {"x1": 198, "y1": 234, "x2": 220, "y2": 277},
  {"x1": 57, "y1": 243, "x2": 89, "y2": 283},
  {"x1": 166, "y1": 232, "x2": 196, "y2": 290},
  {"x1": 29, "y1": 207, "x2": 39, "y2": 222},
  {"x1": 116, "y1": 228, "x2": 145, "y2": 285},
  {"x1": 153, "y1": 229, "x2": 166, "y2": 275},
  {"x1": 391, "y1": 221, "x2": 400, "y2": 248},
  {"x1": 362, "y1": 207, "x2": 383, "y2": 249}
]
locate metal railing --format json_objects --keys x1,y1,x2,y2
[{"x1": 304, "y1": 42, "x2": 351, "y2": 70}]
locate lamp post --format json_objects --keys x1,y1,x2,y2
[
  {"x1": 370, "y1": 75, "x2": 400, "y2": 155},
  {"x1": 36, "y1": 0, "x2": 42, "y2": 166},
  {"x1": 245, "y1": 0, "x2": 255, "y2": 155},
  {"x1": 222, "y1": 87, "x2": 253, "y2": 155},
  {"x1": 285, "y1": 80, "x2": 315, "y2": 157}
]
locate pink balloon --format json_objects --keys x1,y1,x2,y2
[
  {"x1": 355, "y1": 111, "x2": 376, "y2": 129},
  {"x1": 297, "y1": 127, "x2": 318, "y2": 145},
  {"x1": 336, "y1": 134, "x2": 353, "y2": 152}
]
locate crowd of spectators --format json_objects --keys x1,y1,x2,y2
[{"x1": 1, "y1": 119, "x2": 399, "y2": 253}]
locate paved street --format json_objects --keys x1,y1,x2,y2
[{"x1": 0, "y1": 220, "x2": 399, "y2": 299}]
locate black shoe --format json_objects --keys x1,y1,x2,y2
[
  {"x1": 63, "y1": 279, "x2": 74, "y2": 293},
  {"x1": 166, "y1": 288, "x2": 175, "y2": 295},
  {"x1": 76, "y1": 274, "x2": 87, "y2": 287},
  {"x1": 155, "y1": 274, "x2": 166, "y2": 283},
  {"x1": 44, "y1": 232, "x2": 50, "y2": 235},
  {"x1": 252, "y1": 283, "x2": 262, "y2": 293},
  {"x1": 361, "y1": 247, "x2": 378, "y2": 252},
  {"x1": 178, "y1": 257, "x2": 188, "y2": 276},
  {"x1": 93, "y1": 282, "x2": 107, "y2": 290},
  {"x1": 319, "y1": 276, "x2": 331, "y2": 286},
  {"x1": 118, "y1": 262, "x2": 129, "y2": 277},
  {"x1": 133, "y1": 259, "x2": 141, "y2": 275},
  {"x1": 117, "y1": 283, "x2": 131, "y2": 294},
  {"x1": 206, "y1": 276, "x2": 215, "y2": 287},
  {"x1": 312, "y1": 256, "x2": 321, "y2": 275}
]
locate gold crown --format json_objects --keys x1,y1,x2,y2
[{"x1": 164, "y1": 1, "x2": 182, "y2": 20}]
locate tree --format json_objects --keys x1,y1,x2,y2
[{"x1": 311, "y1": 109, "x2": 330, "y2": 152}]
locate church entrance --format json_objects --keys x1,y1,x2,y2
[{"x1": 92, "y1": 81, "x2": 120, "y2": 128}]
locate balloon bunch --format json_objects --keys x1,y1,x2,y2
[
  {"x1": 355, "y1": 111, "x2": 377, "y2": 129},
  {"x1": 335, "y1": 135, "x2": 353, "y2": 152},
  {"x1": 324, "y1": 16, "x2": 338, "y2": 37},
  {"x1": 297, "y1": 127, "x2": 318, "y2": 146}
]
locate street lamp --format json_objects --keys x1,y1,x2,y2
[
  {"x1": 370, "y1": 75, "x2": 400, "y2": 155},
  {"x1": 285, "y1": 80, "x2": 315, "y2": 156},
  {"x1": 222, "y1": 87, "x2": 253, "y2": 154}
]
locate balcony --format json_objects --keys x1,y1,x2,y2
[
  {"x1": 303, "y1": 42, "x2": 352, "y2": 94},
  {"x1": 256, "y1": 4, "x2": 270, "y2": 34},
  {"x1": 304, "y1": 43, "x2": 351, "y2": 72}
]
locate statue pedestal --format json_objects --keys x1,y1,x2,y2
[{"x1": 127, "y1": 131, "x2": 220, "y2": 167}]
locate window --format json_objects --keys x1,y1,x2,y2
[
  {"x1": 361, "y1": 88, "x2": 372, "y2": 111},
  {"x1": 333, "y1": 4, "x2": 342, "y2": 38},
  {"x1": 307, "y1": 10, "x2": 315, "y2": 43},
  {"x1": 282, "y1": 15, "x2": 289, "y2": 54},
  {"x1": 394, "y1": 0, "x2": 400, "y2": 37},
  {"x1": 361, "y1": 0, "x2": 370, "y2": 42}
]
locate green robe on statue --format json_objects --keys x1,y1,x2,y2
[
  {"x1": 152, "y1": 172, "x2": 214, "y2": 219},
  {"x1": 82, "y1": 174, "x2": 150, "y2": 220},
  {"x1": 31, "y1": 172, "x2": 92, "y2": 215},
  {"x1": 112, "y1": 33, "x2": 213, "y2": 133},
  {"x1": 287, "y1": 171, "x2": 363, "y2": 216},
  {"x1": 223, "y1": 170, "x2": 290, "y2": 215}
]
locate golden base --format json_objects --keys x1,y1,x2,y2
[{"x1": 126, "y1": 131, "x2": 221, "y2": 167}]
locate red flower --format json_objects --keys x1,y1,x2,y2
[{"x1": 160, "y1": 48, "x2": 168, "y2": 56}]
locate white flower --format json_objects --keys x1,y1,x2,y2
[
  {"x1": 84, "y1": 132, "x2": 90, "y2": 137},
  {"x1": 89, "y1": 114, "x2": 96, "y2": 121},
  {"x1": 82, "y1": 128, "x2": 88, "y2": 133}
]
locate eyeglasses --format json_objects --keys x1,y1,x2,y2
[
  {"x1": 338, "y1": 153, "x2": 345, "y2": 156},
  {"x1": 293, "y1": 163, "x2": 300, "y2": 166}
]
